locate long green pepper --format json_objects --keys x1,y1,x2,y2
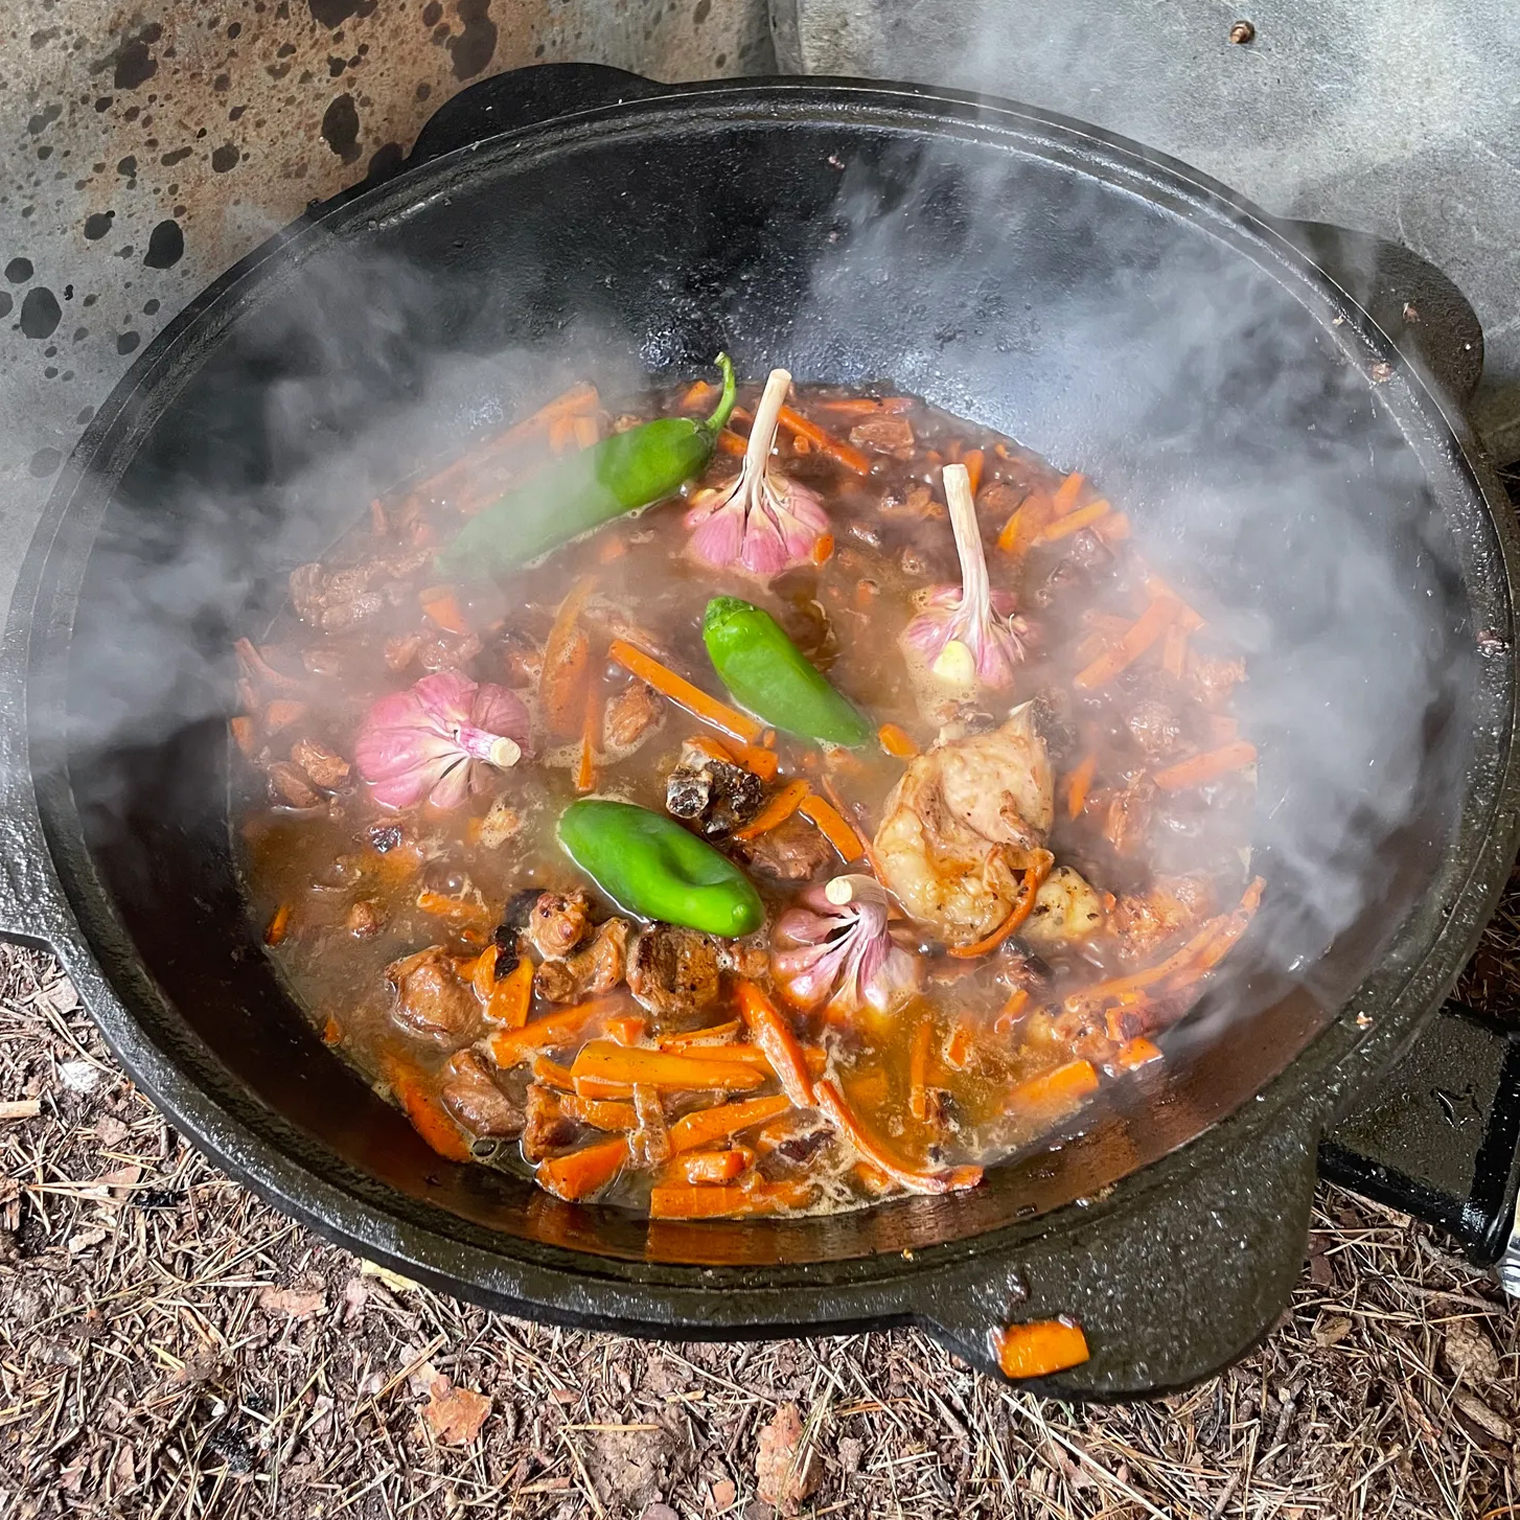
[{"x1": 436, "y1": 354, "x2": 737, "y2": 580}]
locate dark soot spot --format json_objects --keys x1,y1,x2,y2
[
  {"x1": 321, "y1": 93, "x2": 361, "y2": 163},
  {"x1": 117, "y1": 155, "x2": 136, "y2": 175},
  {"x1": 309, "y1": 0, "x2": 375, "y2": 25},
  {"x1": 28, "y1": 447, "x2": 62, "y2": 476},
  {"x1": 143, "y1": 297, "x2": 159, "y2": 314},
  {"x1": 112, "y1": 24, "x2": 162, "y2": 90},
  {"x1": 76, "y1": 406, "x2": 93, "y2": 424},
  {"x1": 6, "y1": 256, "x2": 33, "y2": 282},
  {"x1": 422, "y1": 0, "x2": 442, "y2": 23},
  {"x1": 211, "y1": 143, "x2": 239, "y2": 172},
  {"x1": 366, "y1": 141, "x2": 403, "y2": 182},
  {"x1": 0, "y1": 293, "x2": 11, "y2": 319},
  {"x1": 143, "y1": 219, "x2": 183, "y2": 268},
  {"x1": 117, "y1": 330, "x2": 140, "y2": 354},
  {"x1": 694, "y1": 0, "x2": 710, "y2": 20},
  {"x1": 448, "y1": 0, "x2": 496, "y2": 78},
  {"x1": 19, "y1": 286, "x2": 61, "y2": 338},
  {"x1": 83, "y1": 210, "x2": 114, "y2": 239}
]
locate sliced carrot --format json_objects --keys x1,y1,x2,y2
[
  {"x1": 321, "y1": 1016, "x2": 343, "y2": 1046},
  {"x1": 575, "y1": 681, "x2": 601, "y2": 794},
  {"x1": 559, "y1": 1093, "x2": 638, "y2": 1131},
  {"x1": 569, "y1": 1041, "x2": 765, "y2": 1094},
  {"x1": 1073, "y1": 596, "x2": 1181, "y2": 690},
  {"x1": 877, "y1": 722, "x2": 919, "y2": 759},
  {"x1": 1034, "y1": 499, "x2": 1109, "y2": 544},
  {"x1": 996, "y1": 491, "x2": 1054, "y2": 556},
  {"x1": 229, "y1": 715, "x2": 258, "y2": 759},
  {"x1": 486, "y1": 958, "x2": 534, "y2": 1029},
  {"x1": 1161, "y1": 621, "x2": 1190, "y2": 680},
  {"x1": 947, "y1": 859, "x2": 1051, "y2": 958},
  {"x1": 811, "y1": 533, "x2": 835, "y2": 565},
  {"x1": 418, "y1": 585, "x2": 471, "y2": 635},
  {"x1": 992, "y1": 1320, "x2": 1090, "y2": 1379},
  {"x1": 733, "y1": 778, "x2": 811, "y2": 841},
  {"x1": 942, "y1": 1021, "x2": 976, "y2": 1071},
  {"x1": 660, "y1": 1020, "x2": 742, "y2": 1049},
  {"x1": 679, "y1": 379, "x2": 716, "y2": 410},
  {"x1": 1203, "y1": 712, "x2": 1241, "y2": 745},
  {"x1": 672, "y1": 1148, "x2": 752, "y2": 1185},
  {"x1": 1153, "y1": 740, "x2": 1258, "y2": 791},
  {"x1": 602, "y1": 1013, "x2": 647, "y2": 1045},
  {"x1": 1066, "y1": 753, "x2": 1097, "y2": 820},
  {"x1": 667, "y1": 1094, "x2": 791, "y2": 1153},
  {"x1": 695, "y1": 732, "x2": 781, "y2": 782},
  {"x1": 735, "y1": 981, "x2": 816, "y2": 1107},
  {"x1": 814, "y1": 1079, "x2": 982, "y2": 1195},
  {"x1": 540, "y1": 577, "x2": 594, "y2": 738},
  {"x1": 798, "y1": 793, "x2": 866, "y2": 861},
  {"x1": 1092, "y1": 512, "x2": 1131, "y2": 544},
  {"x1": 415, "y1": 889, "x2": 495, "y2": 931},
  {"x1": 1115, "y1": 1037, "x2": 1163, "y2": 1070},
  {"x1": 547, "y1": 413, "x2": 578, "y2": 454},
  {"x1": 383, "y1": 1056, "x2": 473, "y2": 1164},
  {"x1": 1009, "y1": 1058, "x2": 1100, "y2": 1116},
  {"x1": 597, "y1": 535, "x2": 628, "y2": 564},
  {"x1": 1051, "y1": 471, "x2": 1086, "y2": 516},
  {"x1": 809, "y1": 396, "x2": 914, "y2": 417},
  {"x1": 963, "y1": 448, "x2": 985, "y2": 498},
  {"x1": 648, "y1": 1178, "x2": 814, "y2": 1219},
  {"x1": 264, "y1": 902, "x2": 292, "y2": 946},
  {"x1": 470, "y1": 946, "x2": 498, "y2": 1004},
  {"x1": 1180, "y1": 877, "x2": 1264, "y2": 976},
  {"x1": 572, "y1": 1074, "x2": 636, "y2": 1100},
  {"x1": 571, "y1": 413, "x2": 599, "y2": 450},
  {"x1": 907, "y1": 1017, "x2": 935, "y2": 1123},
  {"x1": 1142, "y1": 571, "x2": 1205, "y2": 632},
  {"x1": 775, "y1": 405, "x2": 871, "y2": 475},
  {"x1": 994, "y1": 987, "x2": 1030, "y2": 1033},
  {"x1": 263, "y1": 699, "x2": 309, "y2": 733},
  {"x1": 716, "y1": 429, "x2": 748, "y2": 457},
  {"x1": 531, "y1": 1054, "x2": 576, "y2": 1090},
  {"x1": 536, "y1": 1136, "x2": 629, "y2": 1201},
  {"x1": 608, "y1": 639, "x2": 764, "y2": 745},
  {"x1": 488, "y1": 994, "x2": 629, "y2": 1066}
]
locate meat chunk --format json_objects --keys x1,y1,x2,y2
[
  {"x1": 533, "y1": 918, "x2": 630, "y2": 1003},
  {"x1": 1187, "y1": 656, "x2": 1246, "y2": 709},
  {"x1": 1021, "y1": 866, "x2": 1106, "y2": 949},
  {"x1": 527, "y1": 890, "x2": 593, "y2": 960},
  {"x1": 872, "y1": 702, "x2": 1055, "y2": 948},
  {"x1": 1123, "y1": 698, "x2": 1186, "y2": 761},
  {"x1": 735, "y1": 814, "x2": 833, "y2": 882},
  {"x1": 665, "y1": 742, "x2": 763, "y2": 838},
  {"x1": 475, "y1": 795, "x2": 523, "y2": 849},
  {"x1": 266, "y1": 760, "x2": 320, "y2": 809},
  {"x1": 521, "y1": 1083, "x2": 577, "y2": 1162},
  {"x1": 289, "y1": 548, "x2": 431, "y2": 632},
  {"x1": 628, "y1": 1085, "x2": 671, "y2": 1168},
  {"x1": 1111, "y1": 874, "x2": 1214, "y2": 960},
  {"x1": 848, "y1": 415, "x2": 915, "y2": 457},
  {"x1": 626, "y1": 923, "x2": 724, "y2": 1020},
  {"x1": 440, "y1": 1049, "x2": 523, "y2": 1138},
  {"x1": 345, "y1": 899, "x2": 383, "y2": 938},
  {"x1": 603, "y1": 680, "x2": 665, "y2": 753},
  {"x1": 290, "y1": 736, "x2": 351, "y2": 790},
  {"x1": 499, "y1": 627, "x2": 543, "y2": 686},
  {"x1": 385, "y1": 946, "x2": 481, "y2": 1046}
]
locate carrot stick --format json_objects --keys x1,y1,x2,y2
[
  {"x1": 667, "y1": 1094, "x2": 791, "y2": 1153},
  {"x1": 470, "y1": 947, "x2": 498, "y2": 1004},
  {"x1": 908, "y1": 1017, "x2": 934, "y2": 1123},
  {"x1": 1034, "y1": 499, "x2": 1110, "y2": 544},
  {"x1": 660, "y1": 1020, "x2": 742, "y2": 1049},
  {"x1": 963, "y1": 449, "x2": 985, "y2": 498},
  {"x1": 602, "y1": 1013, "x2": 647, "y2": 1046},
  {"x1": 572, "y1": 1074, "x2": 635, "y2": 1100},
  {"x1": 1161, "y1": 621, "x2": 1189, "y2": 680},
  {"x1": 487, "y1": 958, "x2": 534, "y2": 1029},
  {"x1": 672, "y1": 1149, "x2": 752, "y2": 1185},
  {"x1": 680, "y1": 379, "x2": 716, "y2": 409},
  {"x1": 1093, "y1": 512, "x2": 1131, "y2": 545},
  {"x1": 415, "y1": 889, "x2": 496, "y2": 931},
  {"x1": 382, "y1": 1057, "x2": 473, "y2": 1164},
  {"x1": 263, "y1": 699, "x2": 308, "y2": 733},
  {"x1": 877, "y1": 722, "x2": 919, "y2": 758},
  {"x1": 1179, "y1": 877, "x2": 1264, "y2": 975},
  {"x1": 947, "y1": 858, "x2": 1051, "y2": 958},
  {"x1": 688, "y1": 732, "x2": 780, "y2": 782},
  {"x1": 992, "y1": 1320, "x2": 1090, "y2": 1379},
  {"x1": 776, "y1": 405, "x2": 871, "y2": 475},
  {"x1": 229, "y1": 715, "x2": 258, "y2": 759},
  {"x1": 418, "y1": 585, "x2": 471, "y2": 635},
  {"x1": 322, "y1": 1016, "x2": 344, "y2": 1046},
  {"x1": 1153, "y1": 740, "x2": 1257, "y2": 791},
  {"x1": 558, "y1": 1093, "x2": 638, "y2": 1131},
  {"x1": 734, "y1": 779, "x2": 811, "y2": 841},
  {"x1": 1051, "y1": 471, "x2": 1086, "y2": 515},
  {"x1": 571, "y1": 413, "x2": 599, "y2": 450},
  {"x1": 608, "y1": 639, "x2": 764, "y2": 744},
  {"x1": 536, "y1": 1136, "x2": 628, "y2": 1201},
  {"x1": 994, "y1": 987, "x2": 1030, "y2": 1033},
  {"x1": 1115, "y1": 1037, "x2": 1163, "y2": 1070},
  {"x1": 716, "y1": 429, "x2": 748, "y2": 457},
  {"x1": 1066, "y1": 753, "x2": 1097, "y2": 820},
  {"x1": 547, "y1": 414, "x2": 577, "y2": 454},
  {"x1": 942, "y1": 1021, "x2": 975, "y2": 1071},
  {"x1": 540, "y1": 577, "x2": 594, "y2": 738},
  {"x1": 815, "y1": 1079, "x2": 982, "y2": 1195},
  {"x1": 996, "y1": 491, "x2": 1053, "y2": 556},
  {"x1": 811, "y1": 533, "x2": 835, "y2": 565},
  {"x1": 1073, "y1": 596, "x2": 1181, "y2": 690},
  {"x1": 798, "y1": 794, "x2": 866, "y2": 861},
  {"x1": 1009, "y1": 1058, "x2": 1100, "y2": 1116},
  {"x1": 264, "y1": 902, "x2": 292, "y2": 946},
  {"x1": 1143, "y1": 571, "x2": 1205, "y2": 632},
  {"x1": 575, "y1": 681, "x2": 601, "y2": 794},
  {"x1": 809, "y1": 397, "x2": 915, "y2": 417},
  {"x1": 570, "y1": 1041, "x2": 765, "y2": 1094},
  {"x1": 735, "y1": 981, "x2": 816, "y2": 1107},
  {"x1": 649, "y1": 1179, "x2": 814, "y2": 1219},
  {"x1": 531, "y1": 1054, "x2": 576, "y2": 1089},
  {"x1": 488, "y1": 994, "x2": 629, "y2": 1066}
]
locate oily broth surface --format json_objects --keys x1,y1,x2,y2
[{"x1": 237, "y1": 381, "x2": 1255, "y2": 1214}]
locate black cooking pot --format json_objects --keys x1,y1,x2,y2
[{"x1": 2, "y1": 66, "x2": 1517, "y2": 1397}]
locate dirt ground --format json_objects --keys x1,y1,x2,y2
[{"x1": 2, "y1": 931, "x2": 1519, "y2": 1520}]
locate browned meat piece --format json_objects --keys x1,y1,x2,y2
[
  {"x1": 723, "y1": 939, "x2": 771, "y2": 980},
  {"x1": 290, "y1": 736, "x2": 351, "y2": 790},
  {"x1": 603, "y1": 680, "x2": 665, "y2": 751},
  {"x1": 521, "y1": 1083, "x2": 577, "y2": 1162},
  {"x1": 880, "y1": 481, "x2": 941, "y2": 520},
  {"x1": 665, "y1": 742, "x2": 764, "y2": 838},
  {"x1": 1111, "y1": 874, "x2": 1214, "y2": 960},
  {"x1": 848, "y1": 415, "x2": 915, "y2": 457},
  {"x1": 440, "y1": 1049, "x2": 523, "y2": 1138},
  {"x1": 1066, "y1": 529, "x2": 1113, "y2": 572},
  {"x1": 289, "y1": 549, "x2": 431, "y2": 632},
  {"x1": 629, "y1": 1085, "x2": 671, "y2": 1167},
  {"x1": 384, "y1": 633, "x2": 420, "y2": 672},
  {"x1": 626, "y1": 923, "x2": 723, "y2": 1020},
  {"x1": 1188, "y1": 656, "x2": 1246, "y2": 709},
  {"x1": 366, "y1": 820, "x2": 404, "y2": 853},
  {"x1": 757, "y1": 1113, "x2": 833, "y2": 1166},
  {"x1": 527, "y1": 890, "x2": 593, "y2": 959},
  {"x1": 735, "y1": 814, "x2": 833, "y2": 882},
  {"x1": 1124, "y1": 699, "x2": 1186, "y2": 761},
  {"x1": 320, "y1": 591, "x2": 385, "y2": 632},
  {"x1": 1101, "y1": 773, "x2": 1156, "y2": 858},
  {"x1": 385, "y1": 946, "x2": 481, "y2": 1046},
  {"x1": 267, "y1": 761, "x2": 320, "y2": 809},
  {"x1": 475, "y1": 795, "x2": 523, "y2": 849},
  {"x1": 345, "y1": 899, "x2": 383, "y2": 938},
  {"x1": 499, "y1": 628, "x2": 543, "y2": 686},
  {"x1": 417, "y1": 632, "x2": 484, "y2": 673},
  {"x1": 533, "y1": 918, "x2": 629, "y2": 1003},
  {"x1": 975, "y1": 479, "x2": 1023, "y2": 523}
]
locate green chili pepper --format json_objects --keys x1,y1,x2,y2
[
  {"x1": 702, "y1": 596, "x2": 873, "y2": 747},
  {"x1": 436, "y1": 354, "x2": 737, "y2": 581},
  {"x1": 557, "y1": 799, "x2": 763, "y2": 938}
]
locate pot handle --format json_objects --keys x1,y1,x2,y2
[
  {"x1": 913, "y1": 1115, "x2": 1319, "y2": 1395},
  {"x1": 408, "y1": 63, "x2": 670, "y2": 167},
  {"x1": 1270, "y1": 217, "x2": 1483, "y2": 407}
]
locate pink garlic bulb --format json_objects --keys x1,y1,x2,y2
[
  {"x1": 355, "y1": 669, "x2": 528, "y2": 810},
  {"x1": 901, "y1": 462, "x2": 1031, "y2": 690},
  {"x1": 771, "y1": 875, "x2": 921, "y2": 1018},
  {"x1": 685, "y1": 367, "x2": 831, "y2": 578}
]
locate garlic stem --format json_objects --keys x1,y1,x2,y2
[
  {"x1": 744, "y1": 368, "x2": 793, "y2": 484},
  {"x1": 824, "y1": 873, "x2": 891, "y2": 910},
  {"x1": 943, "y1": 462, "x2": 989, "y2": 626}
]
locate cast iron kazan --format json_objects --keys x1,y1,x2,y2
[{"x1": 2, "y1": 66, "x2": 1517, "y2": 1396}]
